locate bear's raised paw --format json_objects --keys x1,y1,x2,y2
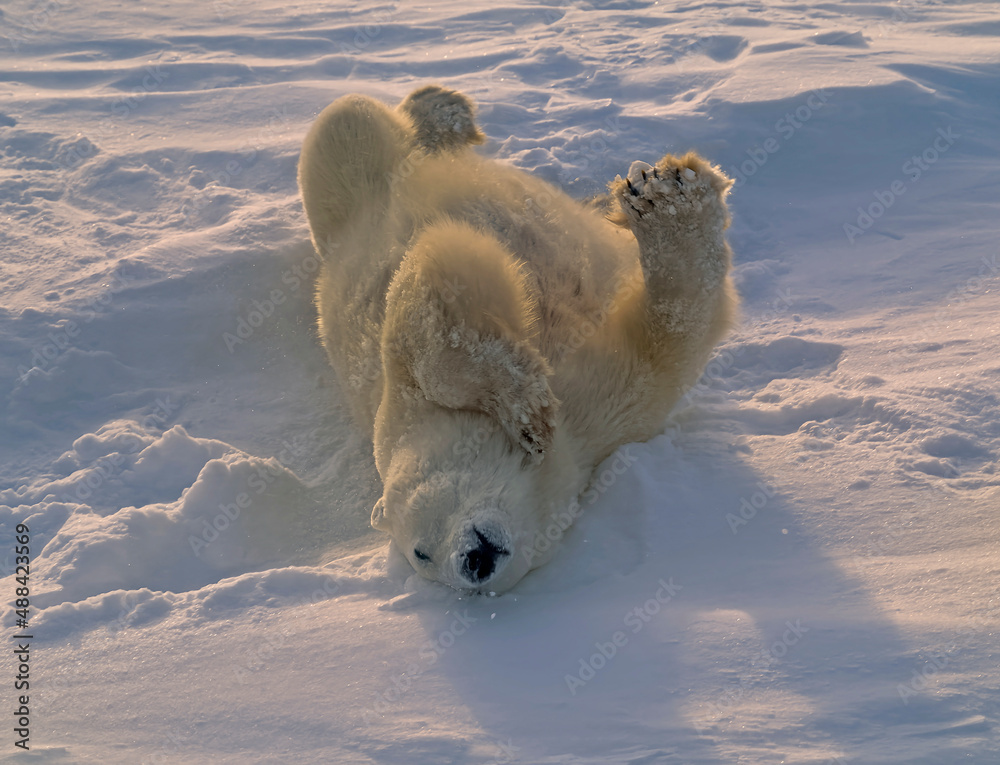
[
  {"x1": 399, "y1": 84, "x2": 486, "y2": 154},
  {"x1": 611, "y1": 152, "x2": 732, "y2": 233}
]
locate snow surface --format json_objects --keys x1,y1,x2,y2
[{"x1": 2, "y1": 0, "x2": 999, "y2": 762}]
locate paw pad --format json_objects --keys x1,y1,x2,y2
[{"x1": 614, "y1": 152, "x2": 730, "y2": 226}]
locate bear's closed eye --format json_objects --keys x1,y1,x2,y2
[{"x1": 413, "y1": 549, "x2": 432, "y2": 562}]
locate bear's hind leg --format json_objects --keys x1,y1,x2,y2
[
  {"x1": 398, "y1": 85, "x2": 485, "y2": 154},
  {"x1": 298, "y1": 94, "x2": 412, "y2": 256}
]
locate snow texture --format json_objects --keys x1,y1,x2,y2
[{"x1": 1, "y1": 0, "x2": 999, "y2": 763}]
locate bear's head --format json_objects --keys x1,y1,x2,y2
[
  {"x1": 368, "y1": 221, "x2": 584, "y2": 592},
  {"x1": 372, "y1": 405, "x2": 577, "y2": 593}
]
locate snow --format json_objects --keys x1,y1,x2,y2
[{"x1": 2, "y1": 0, "x2": 999, "y2": 762}]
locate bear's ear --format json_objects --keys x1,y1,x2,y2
[
  {"x1": 382, "y1": 223, "x2": 559, "y2": 463},
  {"x1": 371, "y1": 497, "x2": 390, "y2": 531}
]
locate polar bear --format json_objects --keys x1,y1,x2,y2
[{"x1": 298, "y1": 85, "x2": 737, "y2": 593}]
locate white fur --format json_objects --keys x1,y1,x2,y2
[{"x1": 298, "y1": 85, "x2": 738, "y2": 592}]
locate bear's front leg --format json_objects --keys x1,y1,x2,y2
[
  {"x1": 380, "y1": 221, "x2": 559, "y2": 463},
  {"x1": 610, "y1": 152, "x2": 735, "y2": 338}
]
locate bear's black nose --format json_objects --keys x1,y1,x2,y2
[{"x1": 460, "y1": 526, "x2": 511, "y2": 585}]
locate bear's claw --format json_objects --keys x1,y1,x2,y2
[{"x1": 614, "y1": 152, "x2": 731, "y2": 231}]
